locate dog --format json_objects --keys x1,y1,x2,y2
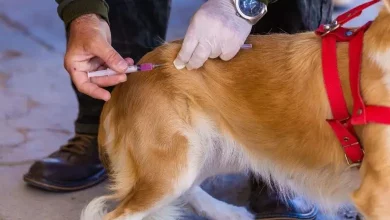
[{"x1": 81, "y1": 1, "x2": 390, "y2": 219}]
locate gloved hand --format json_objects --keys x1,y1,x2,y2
[{"x1": 173, "y1": 0, "x2": 252, "y2": 70}]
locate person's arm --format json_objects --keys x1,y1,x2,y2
[{"x1": 56, "y1": 0, "x2": 110, "y2": 28}]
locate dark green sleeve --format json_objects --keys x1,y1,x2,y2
[
  {"x1": 260, "y1": 0, "x2": 279, "y2": 5},
  {"x1": 56, "y1": 0, "x2": 110, "y2": 28}
]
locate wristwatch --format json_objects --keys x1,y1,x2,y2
[{"x1": 233, "y1": 0, "x2": 275, "y2": 25}]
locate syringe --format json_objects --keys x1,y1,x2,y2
[
  {"x1": 87, "y1": 43, "x2": 253, "y2": 78},
  {"x1": 87, "y1": 63, "x2": 161, "y2": 78}
]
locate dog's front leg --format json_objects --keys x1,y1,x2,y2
[{"x1": 352, "y1": 125, "x2": 390, "y2": 220}]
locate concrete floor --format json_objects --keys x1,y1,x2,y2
[{"x1": 0, "y1": 0, "x2": 380, "y2": 220}]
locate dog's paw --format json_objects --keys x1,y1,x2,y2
[{"x1": 198, "y1": 203, "x2": 254, "y2": 220}]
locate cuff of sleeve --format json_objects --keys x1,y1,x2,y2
[
  {"x1": 58, "y1": 0, "x2": 109, "y2": 28},
  {"x1": 260, "y1": 0, "x2": 269, "y2": 5},
  {"x1": 260, "y1": 0, "x2": 278, "y2": 5}
]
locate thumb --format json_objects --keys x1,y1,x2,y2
[{"x1": 90, "y1": 38, "x2": 128, "y2": 73}]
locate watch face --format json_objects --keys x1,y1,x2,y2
[{"x1": 238, "y1": 0, "x2": 264, "y2": 17}]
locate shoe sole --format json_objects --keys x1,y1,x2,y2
[
  {"x1": 23, "y1": 170, "x2": 107, "y2": 192},
  {"x1": 257, "y1": 217, "x2": 316, "y2": 220}
]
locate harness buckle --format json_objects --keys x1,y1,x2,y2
[
  {"x1": 343, "y1": 139, "x2": 364, "y2": 167},
  {"x1": 339, "y1": 117, "x2": 350, "y2": 126},
  {"x1": 321, "y1": 20, "x2": 340, "y2": 36},
  {"x1": 344, "y1": 150, "x2": 364, "y2": 168},
  {"x1": 328, "y1": 117, "x2": 365, "y2": 166}
]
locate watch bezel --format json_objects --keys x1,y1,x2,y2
[{"x1": 233, "y1": 0, "x2": 268, "y2": 24}]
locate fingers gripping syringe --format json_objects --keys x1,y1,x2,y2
[{"x1": 87, "y1": 43, "x2": 253, "y2": 78}]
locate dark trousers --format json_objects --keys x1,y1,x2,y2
[{"x1": 72, "y1": 0, "x2": 332, "y2": 135}]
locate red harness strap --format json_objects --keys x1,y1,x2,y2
[{"x1": 315, "y1": 0, "x2": 390, "y2": 165}]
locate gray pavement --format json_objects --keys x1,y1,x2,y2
[{"x1": 0, "y1": 0, "x2": 380, "y2": 220}]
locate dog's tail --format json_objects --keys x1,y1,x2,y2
[
  {"x1": 80, "y1": 195, "x2": 112, "y2": 220},
  {"x1": 80, "y1": 195, "x2": 184, "y2": 220}
]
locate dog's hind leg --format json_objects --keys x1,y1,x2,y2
[{"x1": 102, "y1": 131, "x2": 199, "y2": 220}]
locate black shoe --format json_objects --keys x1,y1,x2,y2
[
  {"x1": 249, "y1": 178, "x2": 317, "y2": 219},
  {"x1": 23, "y1": 133, "x2": 107, "y2": 192}
]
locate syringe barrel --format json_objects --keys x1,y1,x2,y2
[{"x1": 88, "y1": 65, "x2": 138, "y2": 78}]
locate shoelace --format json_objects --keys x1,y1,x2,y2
[{"x1": 59, "y1": 134, "x2": 95, "y2": 155}]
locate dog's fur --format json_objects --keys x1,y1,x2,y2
[{"x1": 81, "y1": 2, "x2": 390, "y2": 220}]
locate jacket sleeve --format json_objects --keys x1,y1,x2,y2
[{"x1": 56, "y1": 0, "x2": 110, "y2": 28}]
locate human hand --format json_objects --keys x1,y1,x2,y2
[
  {"x1": 65, "y1": 14, "x2": 131, "y2": 101},
  {"x1": 173, "y1": 0, "x2": 252, "y2": 70}
]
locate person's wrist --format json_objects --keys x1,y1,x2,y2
[
  {"x1": 68, "y1": 14, "x2": 95, "y2": 36},
  {"x1": 70, "y1": 14, "x2": 100, "y2": 27},
  {"x1": 58, "y1": 0, "x2": 109, "y2": 30},
  {"x1": 67, "y1": 13, "x2": 109, "y2": 49},
  {"x1": 217, "y1": 0, "x2": 237, "y2": 12},
  {"x1": 201, "y1": 0, "x2": 240, "y2": 21}
]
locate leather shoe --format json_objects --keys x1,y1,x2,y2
[
  {"x1": 249, "y1": 178, "x2": 317, "y2": 219},
  {"x1": 23, "y1": 134, "x2": 107, "y2": 192}
]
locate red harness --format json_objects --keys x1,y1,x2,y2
[{"x1": 315, "y1": 0, "x2": 390, "y2": 166}]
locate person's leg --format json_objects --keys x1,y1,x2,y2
[
  {"x1": 251, "y1": 0, "x2": 332, "y2": 34},
  {"x1": 23, "y1": 0, "x2": 171, "y2": 192},
  {"x1": 248, "y1": 0, "x2": 333, "y2": 219}
]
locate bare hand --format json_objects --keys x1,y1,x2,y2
[{"x1": 65, "y1": 14, "x2": 132, "y2": 101}]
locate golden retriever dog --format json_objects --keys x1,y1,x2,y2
[{"x1": 81, "y1": 1, "x2": 390, "y2": 219}]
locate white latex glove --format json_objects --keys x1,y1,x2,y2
[{"x1": 173, "y1": 0, "x2": 252, "y2": 70}]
